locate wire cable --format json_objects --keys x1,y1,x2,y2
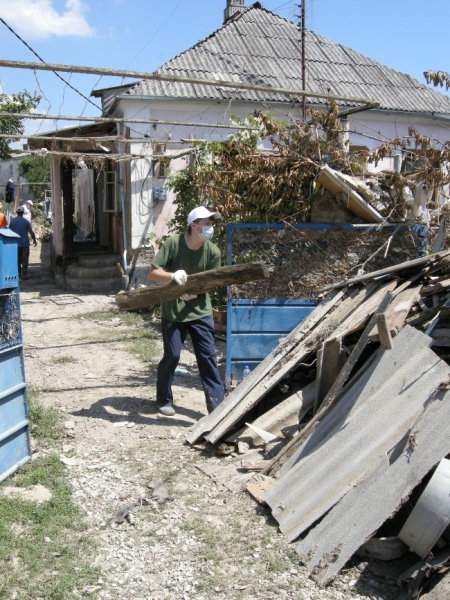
[
  {"x1": 272, "y1": 0, "x2": 295, "y2": 11},
  {"x1": 0, "y1": 17, "x2": 100, "y2": 110},
  {"x1": 123, "y1": 0, "x2": 184, "y2": 71}
]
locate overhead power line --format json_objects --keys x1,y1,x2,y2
[
  {"x1": 0, "y1": 17, "x2": 100, "y2": 111},
  {"x1": 124, "y1": 0, "x2": 184, "y2": 70},
  {"x1": 0, "y1": 58, "x2": 377, "y2": 107}
]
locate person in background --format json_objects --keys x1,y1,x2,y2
[
  {"x1": 147, "y1": 205, "x2": 225, "y2": 417},
  {"x1": 23, "y1": 200, "x2": 33, "y2": 222},
  {"x1": 9, "y1": 206, "x2": 37, "y2": 280},
  {"x1": 0, "y1": 211, "x2": 7, "y2": 228}
]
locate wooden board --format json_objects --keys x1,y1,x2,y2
[
  {"x1": 316, "y1": 165, "x2": 383, "y2": 223},
  {"x1": 116, "y1": 262, "x2": 269, "y2": 311},
  {"x1": 186, "y1": 288, "x2": 346, "y2": 445},
  {"x1": 369, "y1": 285, "x2": 422, "y2": 342}
]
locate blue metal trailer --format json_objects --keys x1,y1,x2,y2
[
  {"x1": 0, "y1": 229, "x2": 31, "y2": 483},
  {"x1": 225, "y1": 223, "x2": 426, "y2": 384}
]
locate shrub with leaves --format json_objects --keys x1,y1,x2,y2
[{"x1": 0, "y1": 90, "x2": 41, "y2": 159}]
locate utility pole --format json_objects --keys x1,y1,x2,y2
[{"x1": 296, "y1": 2, "x2": 307, "y2": 121}]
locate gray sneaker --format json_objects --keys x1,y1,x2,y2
[{"x1": 158, "y1": 405, "x2": 175, "y2": 416}]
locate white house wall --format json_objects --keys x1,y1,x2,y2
[{"x1": 120, "y1": 96, "x2": 450, "y2": 247}]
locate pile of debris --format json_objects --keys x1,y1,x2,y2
[
  {"x1": 33, "y1": 224, "x2": 53, "y2": 243},
  {"x1": 188, "y1": 249, "x2": 450, "y2": 599}
]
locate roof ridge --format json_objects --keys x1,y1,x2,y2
[
  {"x1": 94, "y1": 3, "x2": 450, "y2": 115},
  {"x1": 154, "y1": 3, "x2": 293, "y2": 74}
]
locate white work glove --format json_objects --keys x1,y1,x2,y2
[
  {"x1": 171, "y1": 270, "x2": 187, "y2": 285},
  {"x1": 180, "y1": 293, "x2": 197, "y2": 301}
]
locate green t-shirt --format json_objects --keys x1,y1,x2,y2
[{"x1": 151, "y1": 234, "x2": 221, "y2": 322}]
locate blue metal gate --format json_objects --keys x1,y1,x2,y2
[{"x1": 0, "y1": 229, "x2": 31, "y2": 483}]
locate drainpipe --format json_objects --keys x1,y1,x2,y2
[{"x1": 116, "y1": 124, "x2": 128, "y2": 286}]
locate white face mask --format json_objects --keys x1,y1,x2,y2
[{"x1": 198, "y1": 225, "x2": 214, "y2": 241}]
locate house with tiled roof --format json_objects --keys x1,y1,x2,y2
[{"x1": 35, "y1": 1, "x2": 450, "y2": 291}]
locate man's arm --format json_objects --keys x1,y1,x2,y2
[
  {"x1": 147, "y1": 267, "x2": 172, "y2": 283},
  {"x1": 27, "y1": 222, "x2": 37, "y2": 246}
]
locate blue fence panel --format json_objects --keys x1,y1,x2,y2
[
  {"x1": 226, "y1": 299, "x2": 317, "y2": 381},
  {"x1": 225, "y1": 223, "x2": 426, "y2": 383},
  {"x1": 0, "y1": 230, "x2": 31, "y2": 483}
]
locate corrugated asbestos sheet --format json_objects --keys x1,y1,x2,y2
[
  {"x1": 103, "y1": 6, "x2": 450, "y2": 114},
  {"x1": 296, "y1": 388, "x2": 450, "y2": 586},
  {"x1": 264, "y1": 326, "x2": 449, "y2": 542}
]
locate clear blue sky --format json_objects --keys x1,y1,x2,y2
[{"x1": 0, "y1": 0, "x2": 448, "y2": 142}]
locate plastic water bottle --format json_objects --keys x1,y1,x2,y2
[{"x1": 243, "y1": 365, "x2": 251, "y2": 379}]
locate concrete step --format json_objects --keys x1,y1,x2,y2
[
  {"x1": 66, "y1": 264, "x2": 121, "y2": 279},
  {"x1": 65, "y1": 276, "x2": 122, "y2": 295},
  {"x1": 78, "y1": 254, "x2": 122, "y2": 268}
]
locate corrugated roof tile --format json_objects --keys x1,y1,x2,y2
[{"x1": 110, "y1": 5, "x2": 450, "y2": 114}]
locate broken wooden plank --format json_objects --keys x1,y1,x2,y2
[
  {"x1": 204, "y1": 284, "x2": 382, "y2": 445},
  {"x1": 321, "y1": 250, "x2": 450, "y2": 292},
  {"x1": 116, "y1": 262, "x2": 269, "y2": 310},
  {"x1": 245, "y1": 474, "x2": 275, "y2": 504},
  {"x1": 265, "y1": 290, "x2": 394, "y2": 477},
  {"x1": 296, "y1": 388, "x2": 450, "y2": 586},
  {"x1": 375, "y1": 313, "x2": 394, "y2": 350},
  {"x1": 265, "y1": 326, "x2": 449, "y2": 545},
  {"x1": 369, "y1": 285, "x2": 422, "y2": 342},
  {"x1": 314, "y1": 338, "x2": 345, "y2": 414},
  {"x1": 331, "y1": 280, "x2": 397, "y2": 339},
  {"x1": 186, "y1": 287, "x2": 346, "y2": 445},
  {"x1": 316, "y1": 165, "x2": 383, "y2": 222},
  {"x1": 228, "y1": 380, "x2": 316, "y2": 446}
]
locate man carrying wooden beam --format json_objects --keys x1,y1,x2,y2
[{"x1": 147, "y1": 206, "x2": 225, "y2": 417}]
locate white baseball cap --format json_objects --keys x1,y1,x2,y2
[
  {"x1": 26, "y1": 200, "x2": 33, "y2": 205},
  {"x1": 187, "y1": 206, "x2": 221, "y2": 225}
]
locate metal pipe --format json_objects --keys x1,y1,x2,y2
[
  {"x1": 0, "y1": 134, "x2": 127, "y2": 142},
  {"x1": 117, "y1": 124, "x2": 128, "y2": 275},
  {"x1": 301, "y1": 0, "x2": 307, "y2": 121},
  {"x1": 0, "y1": 112, "x2": 257, "y2": 130},
  {"x1": 0, "y1": 58, "x2": 377, "y2": 106}
]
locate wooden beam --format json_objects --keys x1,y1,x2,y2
[
  {"x1": 369, "y1": 285, "x2": 422, "y2": 342},
  {"x1": 0, "y1": 58, "x2": 377, "y2": 106},
  {"x1": 375, "y1": 313, "x2": 394, "y2": 350},
  {"x1": 204, "y1": 284, "x2": 381, "y2": 445},
  {"x1": 265, "y1": 291, "x2": 394, "y2": 477},
  {"x1": 186, "y1": 288, "x2": 347, "y2": 445},
  {"x1": 321, "y1": 251, "x2": 450, "y2": 292},
  {"x1": 115, "y1": 262, "x2": 269, "y2": 311}
]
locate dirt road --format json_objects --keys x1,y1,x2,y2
[{"x1": 18, "y1": 242, "x2": 393, "y2": 600}]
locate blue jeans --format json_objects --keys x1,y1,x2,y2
[{"x1": 156, "y1": 316, "x2": 224, "y2": 413}]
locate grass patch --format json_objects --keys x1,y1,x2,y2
[
  {"x1": 52, "y1": 355, "x2": 76, "y2": 365},
  {"x1": 27, "y1": 389, "x2": 64, "y2": 445},
  {"x1": 0, "y1": 456, "x2": 100, "y2": 599},
  {"x1": 77, "y1": 307, "x2": 153, "y2": 327},
  {"x1": 76, "y1": 308, "x2": 160, "y2": 362},
  {"x1": 0, "y1": 393, "x2": 99, "y2": 598}
]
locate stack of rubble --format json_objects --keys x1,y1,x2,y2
[{"x1": 188, "y1": 249, "x2": 450, "y2": 599}]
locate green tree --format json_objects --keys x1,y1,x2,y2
[
  {"x1": 0, "y1": 90, "x2": 41, "y2": 159},
  {"x1": 19, "y1": 155, "x2": 51, "y2": 202}
]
